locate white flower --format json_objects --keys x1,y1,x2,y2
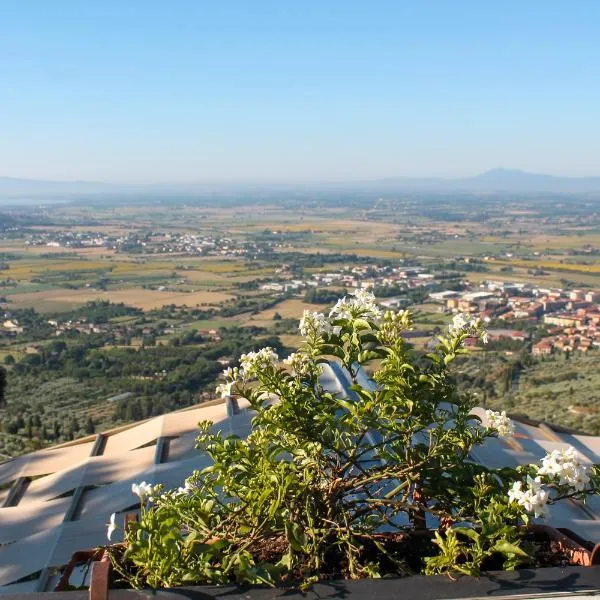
[
  {"x1": 215, "y1": 381, "x2": 233, "y2": 399},
  {"x1": 329, "y1": 289, "x2": 382, "y2": 321},
  {"x1": 449, "y1": 313, "x2": 470, "y2": 335},
  {"x1": 283, "y1": 352, "x2": 318, "y2": 377},
  {"x1": 508, "y1": 476, "x2": 549, "y2": 518},
  {"x1": 223, "y1": 366, "x2": 243, "y2": 381},
  {"x1": 485, "y1": 409, "x2": 514, "y2": 438},
  {"x1": 448, "y1": 313, "x2": 488, "y2": 344},
  {"x1": 176, "y1": 478, "x2": 197, "y2": 496},
  {"x1": 538, "y1": 446, "x2": 590, "y2": 492},
  {"x1": 107, "y1": 512, "x2": 117, "y2": 541},
  {"x1": 299, "y1": 311, "x2": 332, "y2": 338},
  {"x1": 132, "y1": 481, "x2": 159, "y2": 504},
  {"x1": 239, "y1": 347, "x2": 279, "y2": 378},
  {"x1": 216, "y1": 366, "x2": 244, "y2": 397},
  {"x1": 508, "y1": 480, "x2": 523, "y2": 504}
]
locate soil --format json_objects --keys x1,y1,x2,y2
[{"x1": 67, "y1": 528, "x2": 592, "y2": 590}]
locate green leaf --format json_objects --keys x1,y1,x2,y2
[
  {"x1": 492, "y1": 541, "x2": 529, "y2": 557},
  {"x1": 286, "y1": 522, "x2": 307, "y2": 552},
  {"x1": 452, "y1": 526, "x2": 480, "y2": 542}
]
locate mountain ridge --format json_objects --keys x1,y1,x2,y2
[{"x1": 2, "y1": 169, "x2": 600, "y2": 196}]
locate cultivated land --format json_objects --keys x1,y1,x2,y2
[{"x1": 2, "y1": 190, "x2": 600, "y2": 456}]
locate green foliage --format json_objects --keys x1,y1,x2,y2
[
  {"x1": 0, "y1": 366, "x2": 5, "y2": 408},
  {"x1": 112, "y1": 296, "x2": 545, "y2": 587},
  {"x1": 0, "y1": 325, "x2": 286, "y2": 457}
]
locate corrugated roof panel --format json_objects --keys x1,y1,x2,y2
[
  {"x1": 0, "y1": 526, "x2": 61, "y2": 587},
  {"x1": 0, "y1": 497, "x2": 72, "y2": 543},
  {"x1": 102, "y1": 419, "x2": 164, "y2": 455}
]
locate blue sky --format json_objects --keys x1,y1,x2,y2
[{"x1": 1, "y1": 1, "x2": 599, "y2": 182}]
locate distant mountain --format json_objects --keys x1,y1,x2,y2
[
  {"x1": 465, "y1": 168, "x2": 600, "y2": 192},
  {"x1": 2, "y1": 169, "x2": 600, "y2": 199},
  {"x1": 365, "y1": 169, "x2": 600, "y2": 193}
]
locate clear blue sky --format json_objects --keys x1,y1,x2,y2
[{"x1": 1, "y1": 0, "x2": 599, "y2": 183}]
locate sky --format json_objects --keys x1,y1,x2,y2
[{"x1": 1, "y1": 0, "x2": 599, "y2": 183}]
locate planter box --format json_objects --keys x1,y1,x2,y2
[
  {"x1": 8, "y1": 567, "x2": 600, "y2": 600},
  {"x1": 51, "y1": 524, "x2": 600, "y2": 600}
]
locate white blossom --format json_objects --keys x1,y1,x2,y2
[
  {"x1": 216, "y1": 366, "x2": 245, "y2": 397},
  {"x1": 176, "y1": 477, "x2": 198, "y2": 496},
  {"x1": 448, "y1": 313, "x2": 488, "y2": 344},
  {"x1": 239, "y1": 347, "x2": 279, "y2": 378},
  {"x1": 283, "y1": 352, "x2": 318, "y2": 377},
  {"x1": 449, "y1": 313, "x2": 470, "y2": 335},
  {"x1": 107, "y1": 512, "x2": 117, "y2": 541},
  {"x1": 299, "y1": 311, "x2": 332, "y2": 338},
  {"x1": 132, "y1": 481, "x2": 159, "y2": 504},
  {"x1": 215, "y1": 381, "x2": 233, "y2": 399},
  {"x1": 223, "y1": 366, "x2": 243, "y2": 381},
  {"x1": 538, "y1": 446, "x2": 590, "y2": 492},
  {"x1": 485, "y1": 409, "x2": 514, "y2": 438},
  {"x1": 508, "y1": 476, "x2": 549, "y2": 518},
  {"x1": 329, "y1": 289, "x2": 382, "y2": 321}
]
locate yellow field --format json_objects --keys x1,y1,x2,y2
[
  {"x1": 4, "y1": 258, "x2": 180, "y2": 280},
  {"x1": 9, "y1": 288, "x2": 234, "y2": 312},
  {"x1": 529, "y1": 234, "x2": 600, "y2": 251},
  {"x1": 494, "y1": 259, "x2": 600, "y2": 274},
  {"x1": 244, "y1": 298, "x2": 328, "y2": 326}
]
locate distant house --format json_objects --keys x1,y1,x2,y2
[
  {"x1": 532, "y1": 340, "x2": 553, "y2": 356},
  {"x1": 544, "y1": 313, "x2": 584, "y2": 328},
  {"x1": 487, "y1": 329, "x2": 528, "y2": 342},
  {"x1": 2, "y1": 319, "x2": 23, "y2": 333}
]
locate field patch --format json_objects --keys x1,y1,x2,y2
[
  {"x1": 9, "y1": 288, "x2": 234, "y2": 313},
  {"x1": 245, "y1": 298, "x2": 328, "y2": 325}
]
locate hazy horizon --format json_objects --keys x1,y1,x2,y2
[
  {"x1": 4, "y1": 167, "x2": 600, "y2": 187},
  {"x1": 2, "y1": 1, "x2": 600, "y2": 183}
]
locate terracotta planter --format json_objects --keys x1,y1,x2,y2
[
  {"x1": 55, "y1": 513, "x2": 138, "y2": 595},
  {"x1": 529, "y1": 524, "x2": 600, "y2": 566}
]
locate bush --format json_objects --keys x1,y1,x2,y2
[{"x1": 109, "y1": 292, "x2": 600, "y2": 587}]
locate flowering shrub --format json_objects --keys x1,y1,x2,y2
[{"x1": 108, "y1": 292, "x2": 600, "y2": 587}]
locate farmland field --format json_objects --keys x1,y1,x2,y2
[
  {"x1": 3, "y1": 190, "x2": 600, "y2": 457},
  {"x1": 10, "y1": 288, "x2": 234, "y2": 312}
]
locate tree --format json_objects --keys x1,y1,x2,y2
[
  {"x1": 85, "y1": 416, "x2": 95, "y2": 435},
  {"x1": 3, "y1": 354, "x2": 14, "y2": 365},
  {"x1": 0, "y1": 366, "x2": 6, "y2": 408}
]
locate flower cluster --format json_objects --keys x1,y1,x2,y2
[
  {"x1": 507, "y1": 446, "x2": 592, "y2": 520},
  {"x1": 299, "y1": 310, "x2": 332, "y2": 338},
  {"x1": 377, "y1": 309, "x2": 412, "y2": 345},
  {"x1": 132, "y1": 481, "x2": 160, "y2": 504},
  {"x1": 239, "y1": 347, "x2": 279, "y2": 379},
  {"x1": 215, "y1": 366, "x2": 244, "y2": 398},
  {"x1": 538, "y1": 446, "x2": 590, "y2": 492},
  {"x1": 329, "y1": 289, "x2": 382, "y2": 321},
  {"x1": 283, "y1": 351, "x2": 317, "y2": 377},
  {"x1": 485, "y1": 409, "x2": 514, "y2": 438},
  {"x1": 508, "y1": 475, "x2": 549, "y2": 518},
  {"x1": 448, "y1": 313, "x2": 488, "y2": 344}
]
